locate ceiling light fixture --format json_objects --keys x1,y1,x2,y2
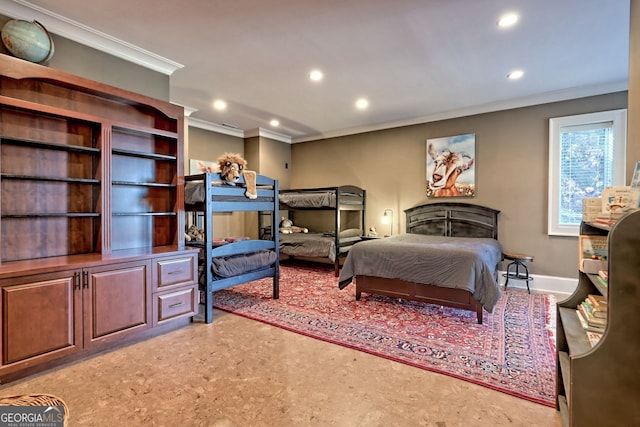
[
  {"x1": 270, "y1": 119, "x2": 280, "y2": 127},
  {"x1": 213, "y1": 99, "x2": 227, "y2": 110},
  {"x1": 355, "y1": 98, "x2": 369, "y2": 110},
  {"x1": 309, "y1": 70, "x2": 323, "y2": 81},
  {"x1": 497, "y1": 13, "x2": 519, "y2": 27},
  {"x1": 508, "y1": 70, "x2": 524, "y2": 80}
]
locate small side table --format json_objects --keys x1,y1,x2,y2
[{"x1": 503, "y1": 252, "x2": 534, "y2": 294}]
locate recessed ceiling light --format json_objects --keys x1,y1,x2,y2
[
  {"x1": 498, "y1": 13, "x2": 519, "y2": 28},
  {"x1": 355, "y1": 98, "x2": 369, "y2": 109},
  {"x1": 309, "y1": 70, "x2": 323, "y2": 81},
  {"x1": 270, "y1": 119, "x2": 280, "y2": 127},
  {"x1": 507, "y1": 70, "x2": 524, "y2": 80},
  {"x1": 213, "y1": 99, "x2": 227, "y2": 110}
]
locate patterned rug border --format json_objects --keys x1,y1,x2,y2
[{"x1": 212, "y1": 265, "x2": 557, "y2": 407}]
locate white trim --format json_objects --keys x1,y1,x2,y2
[
  {"x1": 500, "y1": 271, "x2": 576, "y2": 297},
  {"x1": 188, "y1": 117, "x2": 244, "y2": 138},
  {"x1": 0, "y1": 0, "x2": 183, "y2": 75},
  {"x1": 187, "y1": 120, "x2": 293, "y2": 143},
  {"x1": 244, "y1": 128, "x2": 292, "y2": 144},
  {"x1": 548, "y1": 108, "x2": 628, "y2": 236}
]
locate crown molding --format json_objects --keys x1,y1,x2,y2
[
  {"x1": 292, "y1": 79, "x2": 629, "y2": 143},
  {"x1": 244, "y1": 128, "x2": 292, "y2": 144},
  {"x1": 188, "y1": 117, "x2": 244, "y2": 138},
  {"x1": 187, "y1": 119, "x2": 293, "y2": 143},
  {"x1": 0, "y1": 0, "x2": 183, "y2": 75}
]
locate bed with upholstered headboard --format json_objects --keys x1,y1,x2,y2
[{"x1": 338, "y1": 202, "x2": 502, "y2": 324}]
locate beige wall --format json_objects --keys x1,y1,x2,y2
[
  {"x1": 185, "y1": 127, "x2": 248, "y2": 238},
  {"x1": 49, "y1": 36, "x2": 169, "y2": 101},
  {"x1": 290, "y1": 92, "x2": 628, "y2": 279},
  {"x1": 187, "y1": 127, "x2": 245, "y2": 171}
]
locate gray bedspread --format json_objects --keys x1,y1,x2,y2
[
  {"x1": 198, "y1": 249, "x2": 277, "y2": 284},
  {"x1": 185, "y1": 181, "x2": 208, "y2": 204},
  {"x1": 280, "y1": 233, "x2": 337, "y2": 261},
  {"x1": 279, "y1": 192, "x2": 336, "y2": 208},
  {"x1": 338, "y1": 233, "x2": 503, "y2": 313}
]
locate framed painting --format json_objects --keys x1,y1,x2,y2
[{"x1": 426, "y1": 133, "x2": 476, "y2": 198}]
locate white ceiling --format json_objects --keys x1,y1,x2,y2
[{"x1": 1, "y1": 0, "x2": 631, "y2": 143}]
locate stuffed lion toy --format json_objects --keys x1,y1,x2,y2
[{"x1": 216, "y1": 153, "x2": 257, "y2": 199}]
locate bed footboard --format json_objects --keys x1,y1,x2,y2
[{"x1": 355, "y1": 275, "x2": 483, "y2": 324}]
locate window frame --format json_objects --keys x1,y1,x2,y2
[{"x1": 548, "y1": 109, "x2": 627, "y2": 236}]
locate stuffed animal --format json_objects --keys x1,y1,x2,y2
[
  {"x1": 216, "y1": 152, "x2": 257, "y2": 199},
  {"x1": 185, "y1": 224, "x2": 205, "y2": 242},
  {"x1": 279, "y1": 217, "x2": 308, "y2": 234}
]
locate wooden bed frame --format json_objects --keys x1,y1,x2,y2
[{"x1": 355, "y1": 202, "x2": 500, "y2": 324}]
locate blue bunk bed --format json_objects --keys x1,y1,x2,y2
[{"x1": 184, "y1": 172, "x2": 279, "y2": 324}]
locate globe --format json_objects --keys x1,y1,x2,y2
[{"x1": 1, "y1": 19, "x2": 54, "y2": 63}]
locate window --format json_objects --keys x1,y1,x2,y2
[{"x1": 548, "y1": 109, "x2": 627, "y2": 236}]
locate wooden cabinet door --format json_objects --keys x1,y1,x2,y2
[
  {"x1": 0, "y1": 270, "x2": 82, "y2": 374},
  {"x1": 83, "y1": 260, "x2": 152, "y2": 348}
]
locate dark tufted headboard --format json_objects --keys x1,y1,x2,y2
[{"x1": 404, "y1": 202, "x2": 500, "y2": 239}]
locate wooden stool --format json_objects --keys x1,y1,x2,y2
[{"x1": 503, "y1": 252, "x2": 534, "y2": 293}]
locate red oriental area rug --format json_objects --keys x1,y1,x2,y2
[{"x1": 211, "y1": 263, "x2": 557, "y2": 407}]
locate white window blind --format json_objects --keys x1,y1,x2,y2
[{"x1": 549, "y1": 109, "x2": 627, "y2": 236}]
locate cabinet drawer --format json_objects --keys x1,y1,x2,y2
[
  {"x1": 155, "y1": 286, "x2": 197, "y2": 325},
  {"x1": 154, "y1": 255, "x2": 197, "y2": 290}
]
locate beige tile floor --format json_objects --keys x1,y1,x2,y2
[{"x1": 0, "y1": 309, "x2": 562, "y2": 426}]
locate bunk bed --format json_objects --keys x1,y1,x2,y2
[
  {"x1": 184, "y1": 172, "x2": 279, "y2": 324},
  {"x1": 338, "y1": 202, "x2": 502, "y2": 324},
  {"x1": 278, "y1": 185, "x2": 366, "y2": 276}
]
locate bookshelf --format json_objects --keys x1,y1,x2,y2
[
  {"x1": 0, "y1": 54, "x2": 198, "y2": 383},
  {"x1": 556, "y1": 210, "x2": 640, "y2": 425}
]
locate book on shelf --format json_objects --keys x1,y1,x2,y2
[
  {"x1": 598, "y1": 270, "x2": 608, "y2": 281},
  {"x1": 578, "y1": 235, "x2": 608, "y2": 274},
  {"x1": 593, "y1": 209, "x2": 636, "y2": 227},
  {"x1": 596, "y1": 275, "x2": 608, "y2": 288},
  {"x1": 582, "y1": 197, "x2": 602, "y2": 222},
  {"x1": 576, "y1": 309, "x2": 607, "y2": 333},
  {"x1": 587, "y1": 331, "x2": 603, "y2": 347},
  {"x1": 601, "y1": 186, "x2": 640, "y2": 213},
  {"x1": 580, "y1": 299, "x2": 607, "y2": 320},
  {"x1": 588, "y1": 293, "x2": 607, "y2": 308}
]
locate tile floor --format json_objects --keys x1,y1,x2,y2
[{"x1": 0, "y1": 309, "x2": 562, "y2": 426}]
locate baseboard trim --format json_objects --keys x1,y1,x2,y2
[{"x1": 499, "y1": 270, "x2": 576, "y2": 297}]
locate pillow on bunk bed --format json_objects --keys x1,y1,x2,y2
[{"x1": 339, "y1": 228, "x2": 364, "y2": 238}]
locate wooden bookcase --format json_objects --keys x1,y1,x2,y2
[
  {"x1": 0, "y1": 54, "x2": 198, "y2": 383},
  {"x1": 556, "y1": 210, "x2": 640, "y2": 425}
]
